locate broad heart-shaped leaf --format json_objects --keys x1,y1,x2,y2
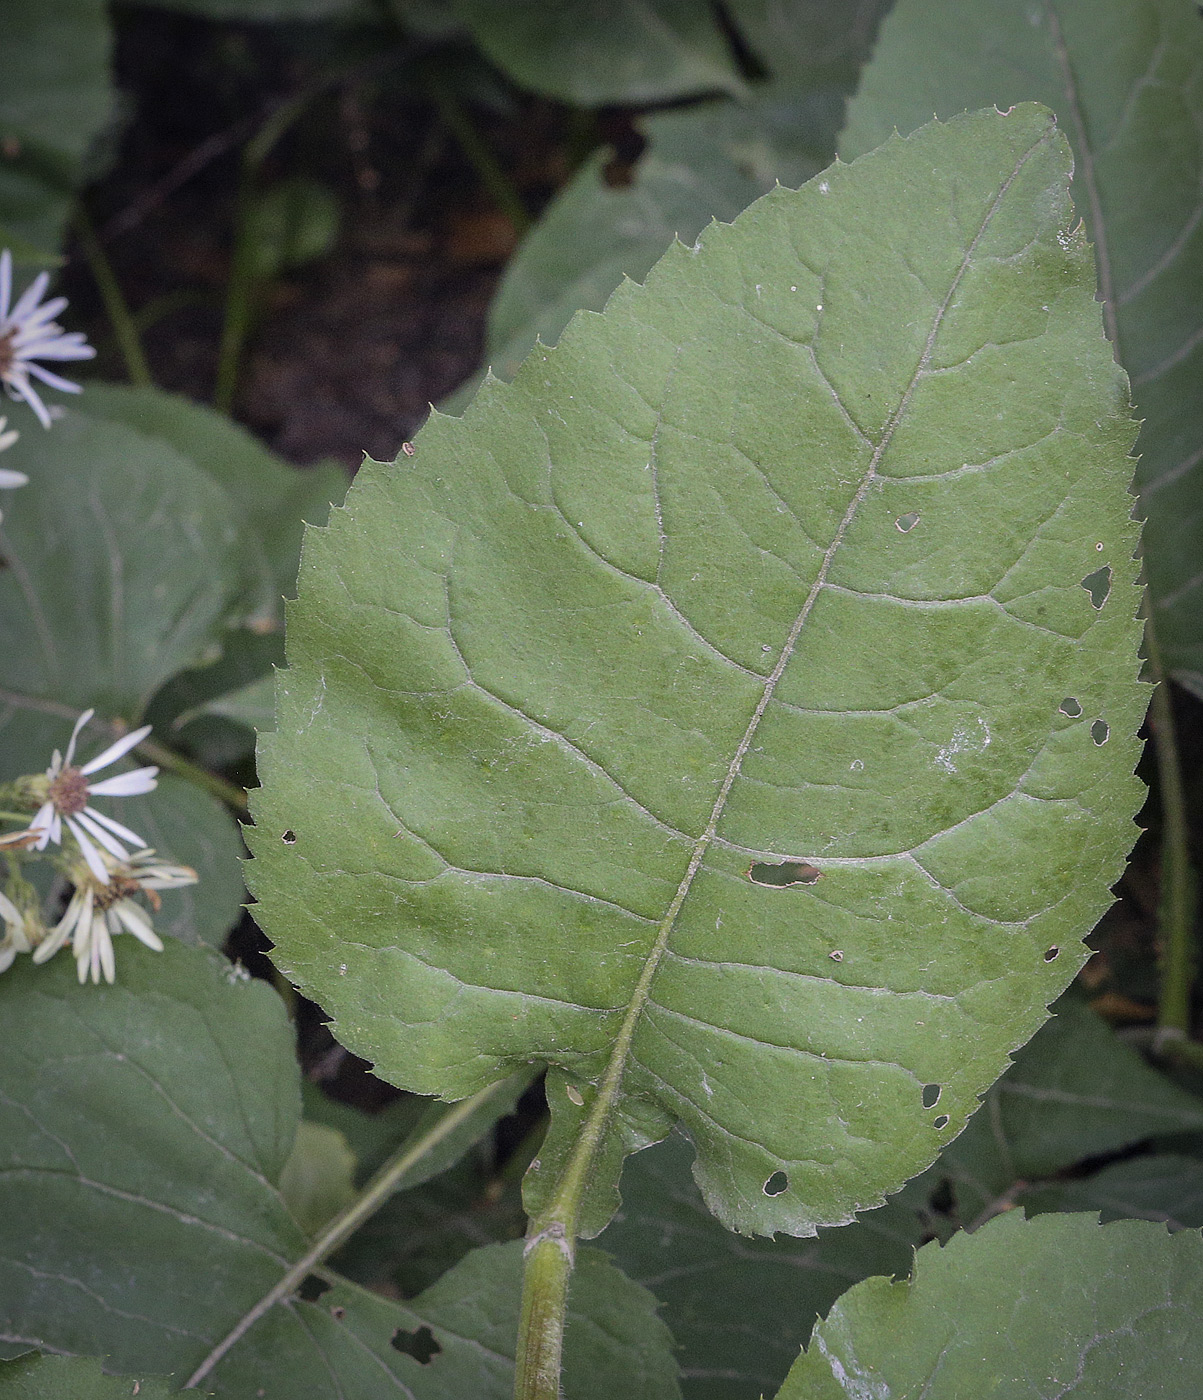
[
  {"x1": 0, "y1": 0, "x2": 114, "y2": 256},
  {"x1": 248, "y1": 105, "x2": 1146, "y2": 1241},
  {"x1": 0, "y1": 943, "x2": 678, "y2": 1398},
  {"x1": 0, "y1": 1355, "x2": 171, "y2": 1400},
  {"x1": 776, "y1": 1212, "x2": 1203, "y2": 1400},
  {"x1": 841, "y1": 0, "x2": 1203, "y2": 692},
  {"x1": 450, "y1": 0, "x2": 745, "y2": 107},
  {"x1": 476, "y1": 0, "x2": 890, "y2": 390}
]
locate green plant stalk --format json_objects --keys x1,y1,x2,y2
[
  {"x1": 182, "y1": 1080, "x2": 510, "y2": 1389},
  {"x1": 515, "y1": 1232, "x2": 574, "y2": 1400},
  {"x1": 73, "y1": 206, "x2": 153, "y2": 387},
  {"x1": 215, "y1": 87, "x2": 321, "y2": 414},
  {"x1": 1147, "y1": 620, "x2": 1196, "y2": 1043},
  {"x1": 214, "y1": 168, "x2": 260, "y2": 415},
  {"x1": 135, "y1": 736, "x2": 249, "y2": 817},
  {"x1": 426, "y1": 76, "x2": 531, "y2": 236}
]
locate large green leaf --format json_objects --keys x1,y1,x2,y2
[
  {"x1": 599, "y1": 1133, "x2": 928, "y2": 1400},
  {"x1": 450, "y1": 0, "x2": 745, "y2": 106},
  {"x1": 776, "y1": 1212, "x2": 1203, "y2": 1399},
  {"x1": 479, "y1": 0, "x2": 889, "y2": 387},
  {"x1": 0, "y1": 0, "x2": 114, "y2": 256},
  {"x1": 841, "y1": 0, "x2": 1203, "y2": 689},
  {"x1": 0, "y1": 943, "x2": 676, "y2": 1397},
  {"x1": 249, "y1": 105, "x2": 1145, "y2": 1242}
]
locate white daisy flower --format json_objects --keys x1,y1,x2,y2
[
  {"x1": 30, "y1": 708, "x2": 160, "y2": 884},
  {"x1": 0, "y1": 888, "x2": 31, "y2": 974},
  {"x1": 0, "y1": 249, "x2": 96, "y2": 429},
  {"x1": 33, "y1": 847, "x2": 196, "y2": 985}
]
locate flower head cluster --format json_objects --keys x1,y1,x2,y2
[
  {"x1": 1, "y1": 249, "x2": 96, "y2": 429},
  {"x1": 33, "y1": 847, "x2": 196, "y2": 985},
  {"x1": 29, "y1": 709, "x2": 159, "y2": 884}
]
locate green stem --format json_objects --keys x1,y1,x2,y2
[
  {"x1": 135, "y1": 736, "x2": 249, "y2": 818},
  {"x1": 182, "y1": 1082, "x2": 510, "y2": 1389},
  {"x1": 426, "y1": 75, "x2": 530, "y2": 235},
  {"x1": 515, "y1": 1232, "x2": 574, "y2": 1400},
  {"x1": 214, "y1": 168, "x2": 259, "y2": 415},
  {"x1": 1147, "y1": 620, "x2": 1195, "y2": 1042},
  {"x1": 73, "y1": 206, "x2": 153, "y2": 387}
]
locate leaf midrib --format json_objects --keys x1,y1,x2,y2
[{"x1": 540, "y1": 122, "x2": 1056, "y2": 1235}]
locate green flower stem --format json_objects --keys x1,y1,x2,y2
[
  {"x1": 133, "y1": 736, "x2": 249, "y2": 818},
  {"x1": 515, "y1": 1231, "x2": 574, "y2": 1400},
  {"x1": 72, "y1": 206, "x2": 153, "y2": 387},
  {"x1": 183, "y1": 1080, "x2": 510, "y2": 1389},
  {"x1": 1146, "y1": 622, "x2": 1196, "y2": 1046},
  {"x1": 425, "y1": 74, "x2": 531, "y2": 236}
]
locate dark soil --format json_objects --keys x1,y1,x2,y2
[{"x1": 67, "y1": 6, "x2": 576, "y2": 467}]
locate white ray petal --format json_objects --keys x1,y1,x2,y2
[
  {"x1": 73, "y1": 809, "x2": 130, "y2": 861},
  {"x1": 86, "y1": 768, "x2": 158, "y2": 798},
  {"x1": 98, "y1": 920, "x2": 116, "y2": 982},
  {"x1": 31, "y1": 801, "x2": 54, "y2": 849},
  {"x1": 82, "y1": 806, "x2": 148, "y2": 848},
  {"x1": 65, "y1": 817, "x2": 109, "y2": 883},
  {"x1": 11, "y1": 378, "x2": 52, "y2": 429},
  {"x1": 0, "y1": 249, "x2": 11, "y2": 321},
  {"x1": 114, "y1": 901, "x2": 163, "y2": 951},
  {"x1": 65, "y1": 708, "x2": 94, "y2": 767},
  {"x1": 24, "y1": 362, "x2": 83, "y2": 394},
  {"x1": 80, "y1": 725, "x2": 152, "y2": 775},
  {"x1": 8, "y1": 270, "x2": 50, "y2": 323}
]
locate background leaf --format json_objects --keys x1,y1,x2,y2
[
  {"x1": 598, "y1": 1133, "x2": 928, "y2": 1400},
  {"x1": 0, "y1": 1355, "x2": 171, "y2": 1400},
  {"x1": 450, "y1": 0, "x2": 745, "y2": 107},
  {"x1": 930, "y1": 995, "x2": 1203, "y2": 1224},
  {"x1": 840, "y1": 0, "x2": 1203, "y2": 690},
  {"x1": 249, "y1": 106, "x2": 1145, "y2": 1242},
  {"x1": 0, "y1": 942, "x2": 675, "y2": 1397},
  {"x1": 114, "y1": 774, "x2": 246, "y2": 950},
  {"x1": 79, "y1": 385, "x2": 347, "y2": 615},
  {"x1": 0, "y1": 0, "x2": 114, "y2": 255},
  {"x1": 776, "y1": 1212, "x2": 1203, "y2": 1399},
  {"x1": 0, "y1": 408, "x2": 261, "y2": 721},
  {"x1": 1023, "y1": 1155, "x2": 1203, "y2": 1228},
  {"x1": 478, "y1": 0, "x2": 890, "y2": 387}
]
